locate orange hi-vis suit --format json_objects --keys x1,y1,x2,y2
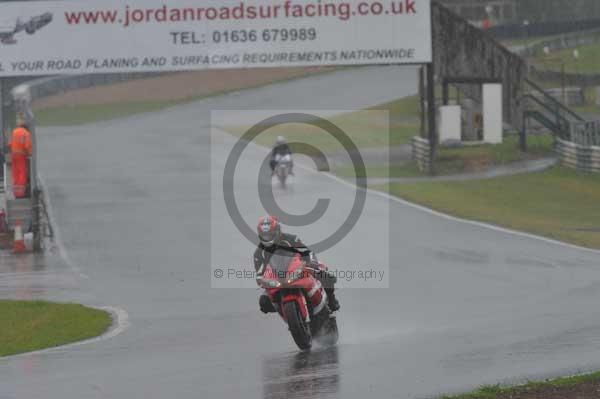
[{"x1": 9, "y1": 126, "x2": 32, "y2": 198}]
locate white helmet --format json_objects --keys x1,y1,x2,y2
[{"x1": 276, "y1": 136, "x2": 285, "y2": 145}]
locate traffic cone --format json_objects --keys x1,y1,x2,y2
[{"x1": 13, "y1": 220, "x2": 26, "y2": 253}]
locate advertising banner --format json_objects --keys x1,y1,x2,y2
[{"x1": 0, "y1": 0, "x2": 432, "y2": 76}]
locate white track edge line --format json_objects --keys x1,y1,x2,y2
[
  {"x1": 214, "y1": 126, "x2": 600, "y2": 256},
  {"x1": 37, "y1": 174, "x2": 89, "y2": 279},
  {"x1": 319, "y1": 168, "x2": 600, "y2": 256}
]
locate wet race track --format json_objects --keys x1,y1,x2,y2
[{"x1": 1, "y1": 66, "x2": 600, "y2": 398}]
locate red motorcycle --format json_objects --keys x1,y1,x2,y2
[{"x1": 257, "y1": 249, "x2": 339, "y2": 350}]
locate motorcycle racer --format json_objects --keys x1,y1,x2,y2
[
  {"x1": 253, "y1": 215, "x2": 340, "y2": 313},
  {"x1": 270, "y1": 136, "x2": 294, "y2": 175}
]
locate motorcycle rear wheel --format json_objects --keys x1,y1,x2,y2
[{"x1": 284, "y1": 301, "x2": 312, "y2": 350}]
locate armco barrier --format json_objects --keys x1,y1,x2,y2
[
  {"x1": 22, "y1": 72, "x2": 157, "y2": 101},
  {"x1": 411, "y1": 136, "x2": 431, "y2": 173},
  {"x1": 556, "y1": 138, "x2": 600, "y2": 172}
]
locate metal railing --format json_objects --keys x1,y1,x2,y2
[
  {"x1": 523, "y1": 79, "x2": 600, "y2": 172},
  {"x1": 521, "y1": 78, "x2": 585, "y2": 141},
  {"x1": 524, "y1": 79, "x2": 584, "y2": 122},
  {"x1": 570, "y1": 121, "x2": 600, "y2": 146}
]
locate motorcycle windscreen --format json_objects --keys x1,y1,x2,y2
[{"x1": 268, "y1": 249, "x2": 299, "y2": 281}]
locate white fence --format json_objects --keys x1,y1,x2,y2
[{"x1": 556, "y1": 137, "x2": 600, "y2": 172}]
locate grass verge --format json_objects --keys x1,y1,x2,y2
[
  {"x1": 376, "y1": 166, "x2": 600, "y2": 249},
  {"x1": 36, "y1": 100, "x2": 181, "y2": 126},
  {"x1": 436, "y1": 135, "x2": 553, "y2": 170},
  {"x1": 530, "y1": 41, "x2": 600, "y2": 74},
  {"x1": 221, "y1": 95, "x2": 420, "y2": 152},
  {"x1": 441, "y1": 371, "x2": 600, "y2": 399},
  {"x1": 334, "y1": 134, "x2": 554, "y2": 179},
  {"x1": 571, "y1": 86, "x2": 600, "y2": 115},
  {"x1": 0, "y1": 300, "x2": 112, "y2": 357}
]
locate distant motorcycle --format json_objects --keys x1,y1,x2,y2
[
  {"x1": 257, "y1": 249, "x2": 339, "y2": 350},
  {"x1": 274, "y1": 154, "x2": 293, "y2": 188}
]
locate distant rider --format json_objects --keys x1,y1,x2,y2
[
  {"x1": 270, "y1": 136, "x2": 293, "y2": 175},
  {"x1": 253, "y1": 215, "x2": 340, "y2": 313}
]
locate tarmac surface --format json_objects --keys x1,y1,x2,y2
[{"x1": 1, "y1": 65, "x2": 600, "y2": 399}]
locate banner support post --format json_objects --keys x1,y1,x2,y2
[{"x1": 426, "y1": 62, "x2": 436, "y2": 176}]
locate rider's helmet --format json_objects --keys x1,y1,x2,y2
[
  {"x1": 276, "y1": 136, "x2": 286, "y2": 145},
  {"x1": 257, "y1": 215, "x2": 281, "y2": 247}
]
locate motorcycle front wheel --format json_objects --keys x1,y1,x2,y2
[
  {"x1": 277, "y1": 169, "x2": 287, "y2": 189},
  {"x1": 284, "y1": 301, "x2": 312, "y2": 350}
]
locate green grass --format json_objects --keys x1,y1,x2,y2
[
  {"x1": 371, "y1": 94, "x2": 420, "y2": 121},
  {"x1": 333, "y1": 134, "x2": 554, "y2": 179},
  {"x1": 378, "y1": 166, "x2": 600, "y2": 249},
  {"x1": 531, "y1": 41, "x2": 600, "y2": 74},
  {"x1": 222, "y1": 96, "x2": 420, "y2": 152},
  {"x1": 433, "y1": 134, "x2": 554, "y2": 174},
  {"x1": 0, "y1": 300, "x2": 112, "y2": 357},
  {"x1": 528, "y1": 40, "x2": 600, "y2": 114},
  {"x1": 441, "y1": 371, "x2": 600, "y2": 399},
  {"x1": 571, "y1": 86, "x2": 600, "y2": 115}
]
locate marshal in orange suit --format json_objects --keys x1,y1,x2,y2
[{"x1": 9, "y1": 116, "x2": 32, "y2": 198}]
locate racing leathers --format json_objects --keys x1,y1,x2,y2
[
  {"x1": 254, "y1": 233, "x2": 339, "y2": 313},
  {"x1": 269, "y1": 143, "x2": 293, "y2": 173}
]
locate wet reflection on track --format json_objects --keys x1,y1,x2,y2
[
  {"x1": 263, "y1": 347, "x2": 339, "y2": 399},
  {"x1": 0, "y1": 250, "x2": 80, "y2": 301},
  {"x1": 0, "y1": 252, "x2": 45, "y2": 300}
]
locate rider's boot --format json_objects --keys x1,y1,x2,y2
[
  {"x1": 325, "y1": 288, "x2": 340, "y2": 312},
  {"x1": 259, "y1": 294, "x2": 276, "y2": 313}
]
